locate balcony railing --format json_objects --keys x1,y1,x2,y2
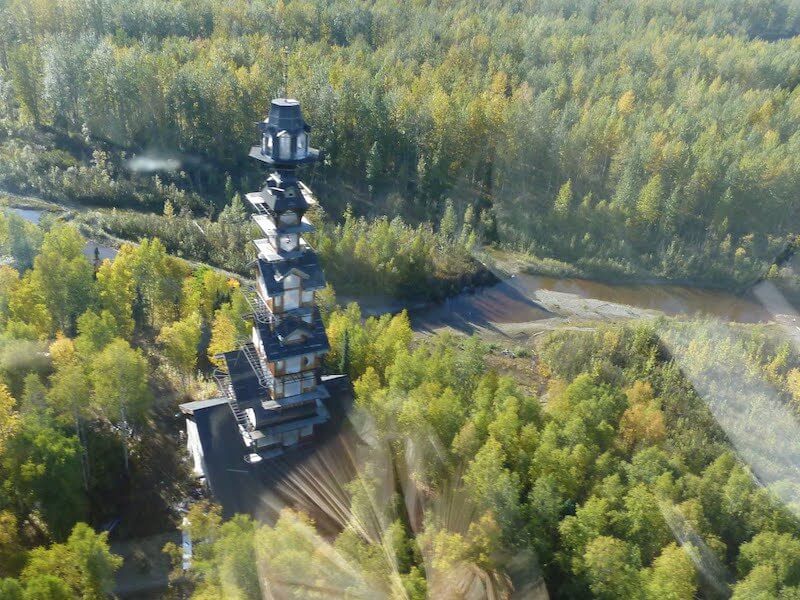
[
  {"x1": 276, "y1": 368, "x2": 320, "y2": 385},
  {"x1": 242, "y1": 283, "x2": 274, "y2": 325}
]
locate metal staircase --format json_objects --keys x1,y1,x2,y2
[
  {"x1": 240, "y1": 341, "x2": 274, "y2": 389},
  {"x1": 242, "y1": 283, "x2": 273, "y2": 325},
  {"x1": 213, "y1": 368, "x2": 253, "y2": 431}
]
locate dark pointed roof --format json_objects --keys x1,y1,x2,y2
[
  {"x1": 256, "y1": 313, "x2": 329, "y2": 362},
  {"x1": 264, "y1": 99, "x2": 309, "y2": 133},
  {"x1": 256, "y1": 253, "x2": 326, "y2": 296}
]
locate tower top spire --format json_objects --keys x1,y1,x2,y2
[{"x1": 281, "y1": 46, "x2": 289, "y2": 99}]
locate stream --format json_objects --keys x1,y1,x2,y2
[
  {"x1": 369, "y1": 271, "x2": 782, "y2": 333},
  {"x1": 6, "y1": 204, "x2": 789, "y2": 329},
  {"x1": 6, "y1": 206, "x2": 118, "y2": 261}
]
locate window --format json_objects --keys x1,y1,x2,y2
[
  {"x1": 280, "y1": 234, "x2": 296, "y2": 251},
  {"x1": 278, "y1": 131, "x2": 291, "y2": 159},
  {"x1": 296, "y1": 132, "x2": 307, "y2": 158}
]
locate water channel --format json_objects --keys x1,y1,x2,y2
[
  {"x1": 425, "y1": 273, "x2": 772, "y2": 324},
  {"x1": 6, "y1": 206, "x2": 118, "y2": 261},
  {"x1": 5, "y1": 205, "x2": 788, "y2": 328}
]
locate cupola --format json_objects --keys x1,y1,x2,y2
[{"x1": 250, "y1": 99, "x2": 319, "y2": 165}]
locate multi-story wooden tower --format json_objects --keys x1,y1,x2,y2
[{"x1": 214, "y1": 98, "x2": 331, "y2": 462}]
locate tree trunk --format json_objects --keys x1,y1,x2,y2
[
  {"x1": 120, "y1": 405, "x2": 130, "y2": 477},
  {"x1": 75, "y1": 413, "x2": 90, "y2": 491}
]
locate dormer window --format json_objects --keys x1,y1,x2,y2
[
  {"x1": 280, "y1": 234, "x2": 296, "y2": 251},
  {"x1": 278, "y1": 131, "x2": 291, "y2": 160},
  {"x1": 296, "y1": 133, "x2": 307, "y2": 158}
]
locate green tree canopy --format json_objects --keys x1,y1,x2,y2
[
  {"x1": 29, "y1": 224, "x2": 94, "y2": 335},
  {"x1": 21, "y1": 523, "x2": 121, "y2": 600},
  {"x1": 90, "y1": 338, "x2": 152, "y2": 425}
]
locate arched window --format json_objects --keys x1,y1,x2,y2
[
  {"x1": 296, "y1": 133, "x2": 307, "y2": 158},
  {"x1": 278, "y1": 131, "x2": 291, "y2": 160},
  {"x1": 280, "y1": 234, "x2": 296, "y2": 251}
]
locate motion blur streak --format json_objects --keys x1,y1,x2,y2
[
  {"x1": 659, "y1": 500, "x2": 731, "y2": 596},
  {"x1": 125, "y1": 154, "x2": 181, "y2": 173},
  {"x1": 657, "y1": 320, "x2": 800, "y2": 518}
]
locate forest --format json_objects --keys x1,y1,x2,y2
[
  {"x1": 4, "y1": 205, "x2": 800, "y2": 597},
  {"x1": 77, "y1": 197, "x2": 487, "y2": 301},
  {"x1": 2, "y1": 0, "x2": 800, "y2": 287},
  {"x1": 0, "y1": 212, "x2": 257, "y2": 597},
  {"x1": 2, "y1": 0, "x2": 800, "y2": 598},
  {"x1": 161, "y1": 307, "x2": 800, "y2": 599}
]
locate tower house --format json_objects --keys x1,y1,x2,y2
[{"x1": 213, "y1": 98, "x2": 331, "y2": 462}]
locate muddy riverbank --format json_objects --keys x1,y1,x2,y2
[
  {"x1": 351, "y1": 269, "x2": 776, "y2": 338},
  {"x1": 3, "y1": 193, "x2": 788, "y2": 334},
  {"x1": 9, "y1": 206, "x2": 119, "y2": 261}
]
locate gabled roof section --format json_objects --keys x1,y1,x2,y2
[
  {"x1": 245, "y1": 189, "x2": 310, "y2": 215},
  {"x1": 256, "y1": 312, "x2": 330, "y2": 362},
  {"x1": 273, "y1": 315, "x2": 314, "y2": 341},
  {"x1": 256, "y1": 253, "x2": 326, "y2": 296}
]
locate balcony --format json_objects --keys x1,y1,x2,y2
[{"x1": 242, "y1": 283, "x2": 274, "y2": 325}]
